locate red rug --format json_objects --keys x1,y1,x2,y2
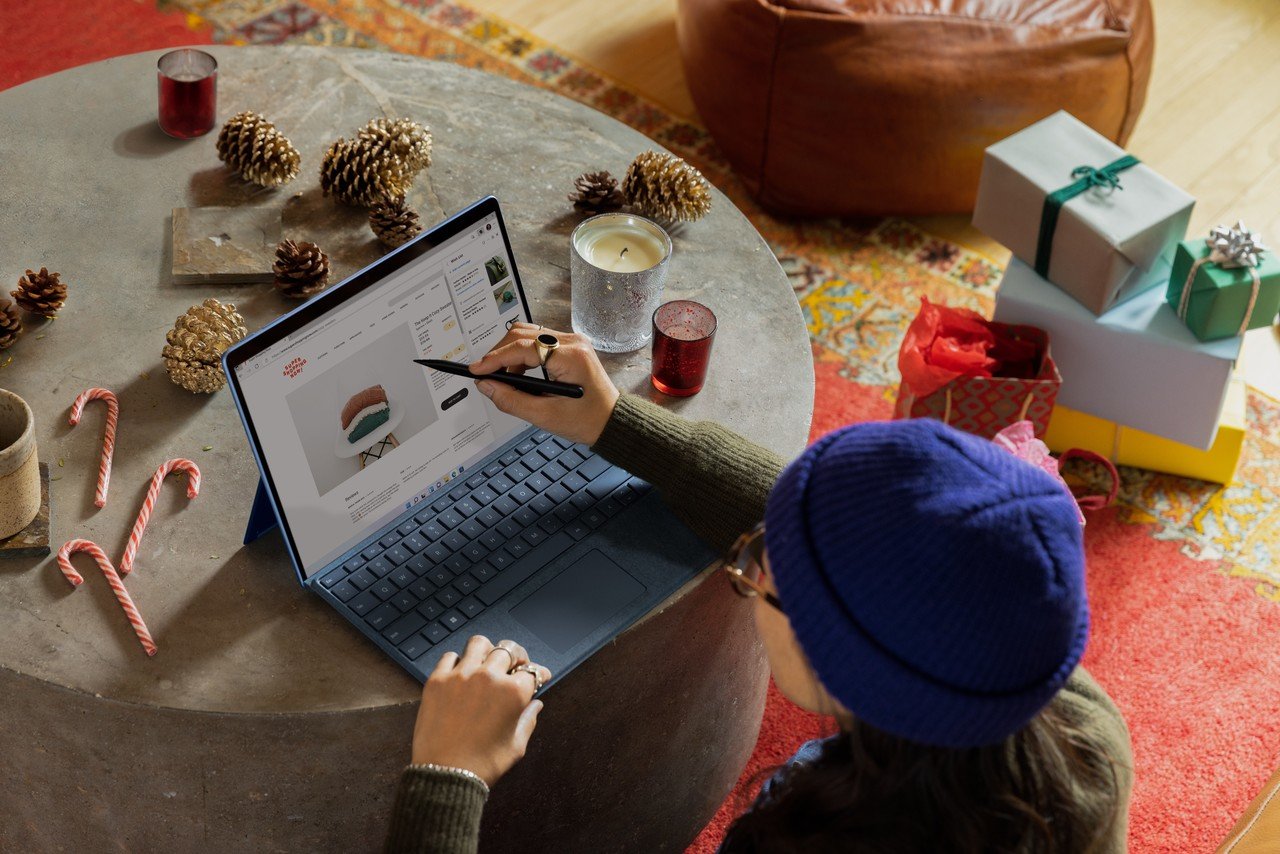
[{"x1": 6, "y1": 4, "x2": 1280, "y2": 851}]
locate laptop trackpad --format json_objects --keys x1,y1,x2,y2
[{"x1": 510, "y1": 550, "x2": 645, "y2": 654}]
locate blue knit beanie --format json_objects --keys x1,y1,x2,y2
[{"x1": 763, "y1": 418, "x2": 1088, "y2": 749}]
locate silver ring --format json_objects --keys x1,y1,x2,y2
[
  {"x1": 509, "y1": 663, "x2": 546, "y2": 692},
  {"x1": 534, "y1": 333, "x2": 559, "y2": 367},
  {"x1": 487, "y1": 646, "x2": 516, "y2": 667}
]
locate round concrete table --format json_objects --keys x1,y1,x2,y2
[{"x1": 0, "y1": 47, "x2": 812, "y2": 852}]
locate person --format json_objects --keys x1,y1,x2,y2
[{"x1": 383, "y1": 323, "x2": 1133, "y2": 854}]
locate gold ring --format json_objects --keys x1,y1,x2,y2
[
  {"x1": 533, "y1": 333, "x2": 559, "y2": 367},
  {"x1": 509, "y1": 663, "x2": 546, "y2": 692}
]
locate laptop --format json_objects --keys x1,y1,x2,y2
[{"x1": 222, "y1": 196, "x2": 716, "y2": 687}]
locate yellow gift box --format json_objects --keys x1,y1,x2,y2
[{"x1": 1043, "y1": 377, "x2": 1246, "y2": 484}]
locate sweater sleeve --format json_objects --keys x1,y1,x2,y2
[
  {"x1": 591, "y1": 394, "x2": 788, "y2": 552},
  {"x1": 383, "y1": 766, "x2": 488, "y2": 854}
]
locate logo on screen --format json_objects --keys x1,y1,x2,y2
[{"x1": 282, "y1": 357, "x2": 306, "y2": 378}]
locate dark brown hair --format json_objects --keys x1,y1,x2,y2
[{"x1": 719, "y1": 696, "x2": 1121, "y2": 853}]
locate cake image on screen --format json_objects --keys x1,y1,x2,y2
[{"x1": 342, "y1": 385, "x2": 391, "y2": 444}]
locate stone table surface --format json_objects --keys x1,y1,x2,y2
[{"x1": 0, "y1": 46, "x2": 812, "y2": 851}]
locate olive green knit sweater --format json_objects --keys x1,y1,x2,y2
[{"x1": 383, "y1": 395, "x2": 1132, "y2": 854}]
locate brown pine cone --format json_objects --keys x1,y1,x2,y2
[
  {"x1": 568, "y1": 171, "x2": 625, "y2": 213},
  {"x1": 369, "y1": 200, "x2": 424, "y2": 248},
  {"x1": 162, "y1": 298, "x2": 247, "y2": 393},
  {"x1": 12, "y1": 267, "x2": 68, "y2": 318},
  {"x1": 321, "y1": 117, "x2": 432, "y2": 208},
  {"x1": 216, "y1": 111, "x2": 301, "y2": 188},
  {"x1": 0, "y1": 297, "x2": 22, "y2": 349},
  {"x1": 622, "y1": 151, "x2": 713, "y2": 223},
  {"x1": 274, "y1": 239, "x2": 330, "y2": 299}
]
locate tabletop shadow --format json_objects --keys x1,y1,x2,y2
[{"x1": 113, "y1": 121, "x2": 187, "y2": 159}]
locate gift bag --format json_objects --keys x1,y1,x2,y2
[{"x1": 893, "y1": 299, "x2": 1061, "y2": 439}]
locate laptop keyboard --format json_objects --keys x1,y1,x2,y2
[{"x1": 316, "y1": 431, "x2": 650, "y2": 664}]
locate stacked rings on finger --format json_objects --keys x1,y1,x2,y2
[
  {"x1": 510, "y1": 663, "x2": 546, "y2": 692},
  {"x1": 534, "y1": 333, "x2": 559, "y2": 366}
]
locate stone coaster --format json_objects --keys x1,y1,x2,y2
[
  {"x1": 172, "y1": 206, "x2": 281, "y2": 284},
  {"x1": 0, "y1": 462, "x2": 50, "y2": 559}
]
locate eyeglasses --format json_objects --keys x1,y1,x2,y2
[{"x1": 724, "y1": 523, "x2": 783, "y2": 612}]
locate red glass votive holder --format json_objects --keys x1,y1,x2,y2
[
  {"x1": 157, "y1": 49, "x2": 217, "y2": 139},
  {"x1": 651, "y1": 300, "x2": 717, "y2": 397}
]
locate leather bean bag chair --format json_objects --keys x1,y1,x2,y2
[
  {"x1": 675, "y1": 0, "x2": 1154, "y2": 216},
  {"x1": 1218, "y1": 764, "x2": 1280, "y2": 853}
]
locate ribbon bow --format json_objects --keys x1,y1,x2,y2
[
  {"x1": 1035, "y1": 154, "x2": 1141, "y2": 277},
  {"x1": 1207, "y1": 221, "x2": 1267, "y2": 270},
  {"x1": 1069, "y1": 162, "x2": 1128, "y2": 192}
]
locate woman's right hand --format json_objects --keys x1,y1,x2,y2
[{"x1": 469, "y1": 323, "x2": 620, "y2": 446}]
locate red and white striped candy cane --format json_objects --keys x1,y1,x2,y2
[
  {"x1": 68, "y1": 388, "x2": 119, "y2": 508},
  {"x1": 57, "y1": 539, "x2": 157, "y2": 657},
  {"x1": 119, "y1": 459, "x2": 201, "y2": 577}
]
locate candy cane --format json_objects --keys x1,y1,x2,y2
[
  {"x1": 68, "y1": 388, "x2": 119, "y2": 508},
  {"x1": 119, "y1": 459, "x2": 201, "y2": 577},
  {"x1": 57, "y1": 539, "x2": 157, "y2": 657}
]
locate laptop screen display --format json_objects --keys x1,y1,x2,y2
[{"x1": 232, "y1": 210, "x2": 530, "y2": 577}]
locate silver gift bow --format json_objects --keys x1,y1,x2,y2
[{"x1": 1177, "y1": 221, "x2": 1268, "y2": 336}]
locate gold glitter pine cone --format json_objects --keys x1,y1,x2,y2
[
  {"x1": 622, "y1": 151, "x2": 713, "y2": 223},
  {"x1": 216, "y1": 111, "x2": 301, "y2": 189},
  {"x1": 274, "y1": 239, "x2": 330, "y2": 299},
  {"x1": 0, "y1": 298, "x2": 22, "y2": 350},
  {"x1": 162, "y1": 298, "x2": 247, "y2": 394},
  {"x1": 369, "y1": 200, "x2": 424, "y2": 248},
  {"x1": 12, "y1": 267, "x2": 68, "y2": 318},
  {"x1": 568, "y1": 170, "x2": 625, "y2": 213},
  {"x1": 320, "y1": 117, "x2": 433, "y2": 208}
]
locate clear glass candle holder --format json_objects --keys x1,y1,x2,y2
[
  {"x1": 157, "y1": 49, "x2": 217, "y2": 139},
  {"x1": 570, "y1": 213, "x2": 672, "y2": 353}
]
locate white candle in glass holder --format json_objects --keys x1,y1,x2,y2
[
  {"x1": 570, "y1": 213, "x2": 673, "y2": 353},
  {"x1": 575, "y1": 222, "x2": 667, "y2": 273}
]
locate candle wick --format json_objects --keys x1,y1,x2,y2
[{"x1": 620, "y1": 247, "x2": 629, "y2": 259}]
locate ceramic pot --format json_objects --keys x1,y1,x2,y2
[{"x1": 0, "y1": 389, "x2": 40, "y2": 539}]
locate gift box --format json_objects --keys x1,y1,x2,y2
[
  {"x1": 1043, "y1": 377, "x2": 1246, "y2": 484},
  {"x1": 892, "y1": 299, "x2": 1061, "y2": 439},
  {"x1": 973, "y1": 111, "x2": 1194, "y2": 315},
  {"x1": 993, "y1": 258, "x2": 1239, "y2": 450},
  {"x1": 1167, "y1": 223, "x2": 1280, "y2": 341}
]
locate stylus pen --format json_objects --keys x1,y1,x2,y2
[{"x1": 414, "y1": 359, "x2": 585, "y2": 399}]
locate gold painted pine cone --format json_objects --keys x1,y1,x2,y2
[
  {"x1": 622, "y1": 151, "x2": 713, "y2": 223},
  {"x1": 12, "y1": 267, "x2": 67, "y2": 318},
  {"x1": 274, "y1": 239, "x2": 330, "y2": 299},
  {"x1": 0, "y1": 298, "x2": 22, "y2": 349},
  {"x1": 369, "y1": 200, "x2": 424, "y2": 248},
  {"x1": 215, "y1": 111, "x2": 301, "y2": 188},
  {"x1": 320, "y1": 117, "x2": 432, "y2": 208},
  {"x1": 162, "y1": 298, "x2": 247, "y2": 394}
]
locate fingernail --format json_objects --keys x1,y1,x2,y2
[{"x1": 476, "y1": 380, "x2": 495, "y2": 398}]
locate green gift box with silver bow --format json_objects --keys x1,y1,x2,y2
[
  {"x1": 1167, "y1": 223, "x2": 1280, "y2": 342},
  {"x1": 974, "y1": 111, "x2": 1194, "y2": 315}
]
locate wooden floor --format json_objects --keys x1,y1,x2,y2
[{"x1": 470, "y1": 0, "x2": 1280, "y2": 397}]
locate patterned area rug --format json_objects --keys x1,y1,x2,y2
[{"x1": 4, "y1": 1, "x2": 1280, "y2": 850}]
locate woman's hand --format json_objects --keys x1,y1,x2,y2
[
  {"x1": 470, "y1": 323, "x2": 620, "y2": 446},
  {"x1": 411, "y1": 635, "x2": 552, "y2": 787}
]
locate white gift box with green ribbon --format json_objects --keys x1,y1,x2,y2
[{"x1": 973, "y1": 111, "x2": 1194, "y2": 316}]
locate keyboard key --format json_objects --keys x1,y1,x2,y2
[
  {"x1": 500, "y1": 450, "x2": 520, "y2": 466},
  {"x1": 541, "y1": 462, "x2": 569, "y2": 482},
  {"x1": 598, "y1": 497, "x2": 623, "y2": 518},
  {"x1": 510, "y1": 485, "x2": 535, "y2": 504},
  {"x1": 479, "y1": 530, "x2": 504, "y2": 551},
  {"x1": 372, "y1": 579, "x2": 398, "y2": 601},
  {"x1": 471, "y1": 486, "x2": 499, "y2": 506},
  {"x1": 539, "y1": 516, "x2": 564, "y2": 534},
  {"x1": 488, "y1": 551, "x2": 515, "y2": 571},
  {"x1": 476, "y1": 533, "x2": 574, "y2": 606},
  {"x1": 489, "y1": 474, "x2": 515, "y2": 494},
  {"x1": 614, "y1": 486, "x2": 639, "y2": 506},
  {"x1": 587, "y1": 469, "x2": 628, "y2": 500},
  {"x1": 483, "y1": 462, "x2": 504, "y2": 478},
  {"x1": 391, "y1": 590, "x2": 417, "y2": 613},
  {"x1": 522, "y1": 527, "x2": 548, "y2": 546},
  {"x1": 544, "y1": 483, "x2": 572, "y2": 505},
  {"x1": 439, "y1": 609, "x2": 467, "y2": 632},
  {"x1": 404, "y1": 533, "x2": 430, "y2": 553},
  {"x1": 458, "y1": 596, "x2": 484, "y2": 619},
  {"x1": 496, "y1": 518, "x2": 522, "y2": 539},
  {"x1": 398, "y1": 633, "x2": 432, "y2": 661},
  {"x1": 556, "y1": 448, "x2": 585, "y2": 469},
  {"x1": 517, "y1": 439, "x2": 537, "y2": 455},
  {"x1": 343, "y1": 557, "x2": 366, "y2": 573},
  {"x1": 408, "y1": 577, "x2": 436, "y2": 600},
  {"x1": 493, "y1": 495, "x2": 520, "y2": 517},
  {"x1": 552, "y1": 435, "x2": 573, "y2": 450},
  {"x1": 418, "y1": 522, "x2": 447, "y2": 542},
  {"x1": 506, "y1": 462, "x2": 532, "y2": 481},
  {"x1": 397, "y1": 520, "x2": 418, "y2": 536},
  {"x1": 368, "y1": 557, "x2": 395, "y2": 577},
  {"x1": 477, "y1": 507, "x2": 502, "y2": 529},
  {"x1": 442, "y1": 531, "x2": 468, "y2": 552},
  {"x1": 535, "y1": 438, "x2": 560, "y2": 459},
  {"x1": 577, "y1": 455, "x2": 611, "y2": 481},
  {"x1": 466, "y1": 473, "x2": 486, "y2": 490},
  {"x1": 431, "y1": 496, "x2": 454, "y2": 512},
  {"x1": 445, "y1": 553, "x2": 471, "y2": 576},
  {"x1": 455, "y1": 498, "x2": 481, "y2": 518},
  {"x1": 390, "y1": 567, "x2": 414, "y2": 588},
  {"x1": 526, "y1": 474, "x2": 553, "y2": 494},
  {"x1": 459, "y1": 518, "x2": 486, "y2": 540},
  {"x1": 529, "y1": 494, "x2": 556, "y2": 515},
  {"x1": 554, "y1": 504, "x2": 579, "y2": 524},
  {"x1": 349, "y1": 589, "x2": 380, "y2": 615},
  {"x1": 366, "y1": 602, "x2": 399, "y2": 630},
  {"x1": 333, "y1": 580, "x2": 360, "y2": 603},
  {"x1": 472, "y1": 563, "x2": 498, "y2": 583},
  {"x1": 349, "y1": 568, "x2": 377, "y2": 590},
  {"x1": 570, "y1": 492, "x2": 595, "y2": 511},
  {"x1": 427, "y1": 567, "x2": 452, "y2": 587},
  {"x1": 463, "y1": 542, "x2": 489, "y2": 563},
  {"x1": 413, "y1": 509, "x2": 436, "y2": 525},
  {"x1": 320, "y1": 569, "x2": 346, "y2": 589},
  {"x1": 384, "y1": 612, "x2": 427, "y2": 645},
  {"x1": 562, "y1": 472, "x2": 589, "y2": 493},
  {"x1": 506, "y1": 539, "x2": 531, "y2": 559},
  {"x1": 379, "y1": 533, "x2": 402, "y2": 549},
  {"x1": 514, "y1": 506, "x2": 539, "y2": 527},
  {"x1": 583, "y1": 509, "x2": 607, "y2": 529},
  {"x1": 423, "y1": 621, "x2": 450, "y2": 644},
  {"x1": 361, "y1": 545, "x2": 383, "y2": 561},
  {"x1": 565, "y1": 521, "x2": 591, "y2": 541},
  {"x1": 532, "y1": 430, "x2": 552, "y2": 443},
  {"x1": 386, "y1": 545, "x2": 412, "y2": 566},
  {"x1": 422, "y1": 540, "x2": 449, "y2": 563},
  {"x1": 453, "y1": 574, "x2": 479, "y2": 595},
  {"x1": 438, "y1": 509, "x2": 465, "y2": 529},
  {"x1": 417, "y1": 599, "x2": 444, "y2": 622},
  {"x1": 436, "y1": 587, "x2": 461, "y2": 607}
]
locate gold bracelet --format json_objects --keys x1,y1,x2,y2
[{"x1": 410, "y1": 763, "x2": 490, "y2": 797}]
